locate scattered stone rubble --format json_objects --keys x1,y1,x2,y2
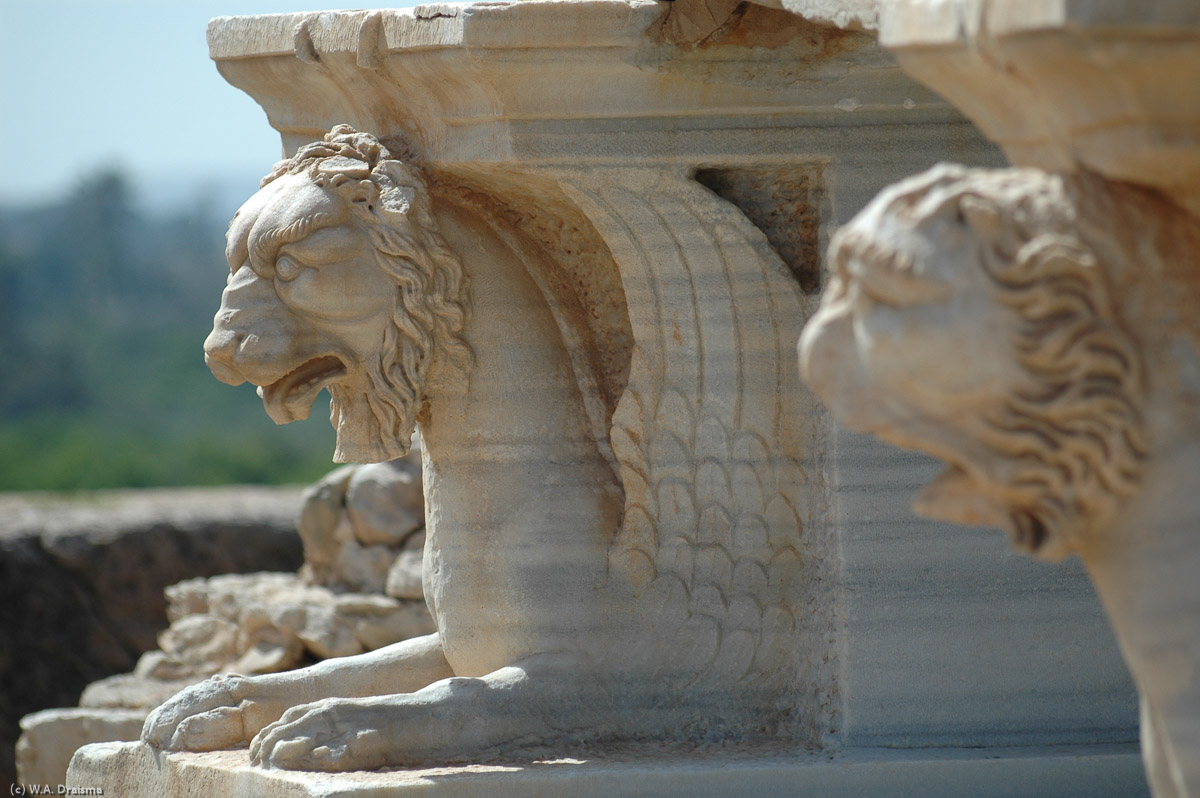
[{"x1": 15, "y1": 454, "x2": 432, "y2": 786}]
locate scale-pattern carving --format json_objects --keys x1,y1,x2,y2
[{"x1": 559, "y1": 169, "x2": 836, "y2": 739}]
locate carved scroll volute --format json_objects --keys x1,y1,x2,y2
[{"x1": 557, "y1": 168, "x2": 840, "y2": 744}]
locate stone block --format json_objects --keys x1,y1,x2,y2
[{"x1": 17, "y1": 709, "x2": 145, "y2": 789}]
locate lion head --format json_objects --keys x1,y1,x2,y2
[
  {"x1": 204, "y1": 125, "x2": 471, "y2": 464},
  {"x1": 799, "y1": 164, "x2": 1148, "y2": 559}
]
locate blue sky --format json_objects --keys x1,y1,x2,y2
[{"x1": 0, "y1": 2, "x2": 409, "y2": 214}]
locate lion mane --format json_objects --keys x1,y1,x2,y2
[
  {"x1": 834, "y1": 165, "x2": 1149, "y2": 558},
  {"x1": 262, "y1": 125, "x2": 472, "y2": 461}
]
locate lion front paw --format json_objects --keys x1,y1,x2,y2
[
  {"x1": 142, "y1": 674, "x2": 249, "y2": 751},
  {"x1": 142, "y1": 673, "x2": 289, "y2": 752},
  {"x1": 247, "y1": 663, "x2": 583, "y2": 771},
  {"x1": 250, "y1": 698, "x2": 398, "y2": 771}
]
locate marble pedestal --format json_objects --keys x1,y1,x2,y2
[{"x1": 70, "y1": 741, "x2": 1145, "y2": 798}]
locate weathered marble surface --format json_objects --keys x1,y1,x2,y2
[
  {"x1": 74, "y1": 0, "x2": 1143, "y2": 793},
  {"x1": 878, "y1": 0, "x2": 1200, "y2": 216}
]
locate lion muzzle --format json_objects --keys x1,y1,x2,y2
[{"x1": 203, "y1": 326, "x2": 249, "y2": 387}]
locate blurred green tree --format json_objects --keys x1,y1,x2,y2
[{"x1": 0, "y1": 169, "x2": 336, "y2": 491}]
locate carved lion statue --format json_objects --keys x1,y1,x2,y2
[
  {"x1": 800, "y1": 163, "x2": 1200, "y2": 797},
  {"x1": 144, "y1": 126, "x2": 819, "y2": 772},
  {"x1": 801, "y1": 164, "x2": 1148, "y2": 561}
]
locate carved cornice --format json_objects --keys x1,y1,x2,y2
[
  {"x1": 205, "y1": 1, "x2": 959, "y2": 166},
  {"x1": 877, "y1": 0, "x2": 1200, "y2": 216}
]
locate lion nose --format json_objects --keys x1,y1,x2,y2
[{"x1": 204, "y1": 326, "x2": 248, "y2": 386}]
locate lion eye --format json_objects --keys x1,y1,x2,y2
[{"x1": 275, "y1": 256, "x2": 302, "y2": 282}]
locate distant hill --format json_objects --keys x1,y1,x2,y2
[{"x1": 0, "y1": 170, "x2": 336, "y2": 491}]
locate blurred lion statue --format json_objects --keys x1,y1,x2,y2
[{"x1": 800, "y1": 163, "x2": 1200, "y2": 798}]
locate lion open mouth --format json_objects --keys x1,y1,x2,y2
[{"x1": 259, "y1": 355, "x2": 347, "y2": 425}]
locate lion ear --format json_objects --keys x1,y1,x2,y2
[{"x1": 913, "y1": 466, "x2": 1010, "y2": 529}]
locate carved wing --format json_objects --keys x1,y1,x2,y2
[{"x1": 558, "y1": 169, "x2": 837, "y2": 739}]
